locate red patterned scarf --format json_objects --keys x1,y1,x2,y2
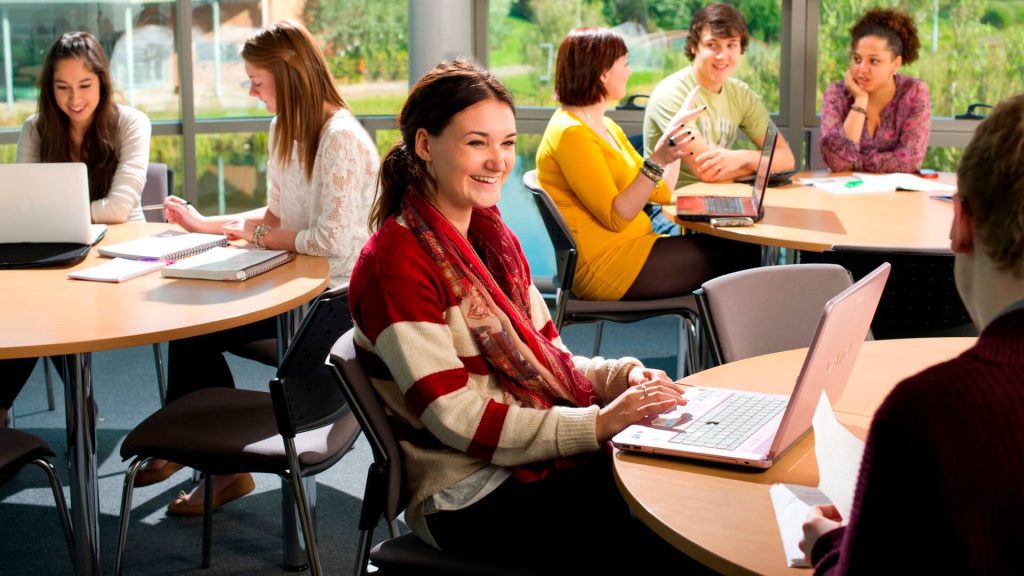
[{"x1": 401, "y1": 191, "x2": 598, "y2": 413}]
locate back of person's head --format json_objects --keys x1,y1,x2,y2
[
  {"x1": 957, "y1": 93, "x2": 1024, "y2": 277},
  {"x1": 37, "y1": 31, "x2": 118, "y2": 201},
  {"x1": 850, "y1": 8, "x2": 920, "y2": 65},
  {"x1": 242, "y1": 20, "x2": 347, "y2": 181},
  {"x1": 687, "y1": 3, "x2": 749, "y2": 61},
  {"x1": 370, "y1": 59, "x2": 514, "y2": 231},
  {"x1": 554, "y1": 27, "x2": 627, "y2": 107}
]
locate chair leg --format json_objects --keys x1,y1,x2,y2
[
  {"x1": 44, "y1": 358, "x2": 56, "y2": 411},
  {"x1": 152, "y1": 344, "x2": 167, "y2": 407},
  {"x1": 354, "y1": 528, "x2": 375, "y2": 576},
  {"x1": 591, "y1": 321, "x2": 605, "y2": 357},
  {"x1": 115, "y1": 458, "x2": 148, "y2": 576},
  {"x1": 387, "y1": 519, "x2": 401, "y2": 538},
  {"x1": 202, "y1": 476, "x2": 214, "y2": 568},
  {"x1": 31, "y1": 458, "x2": 74, "y2": 564},
  {"x1": 285, "y1": 439, "x2": 323, "y2": 576}
]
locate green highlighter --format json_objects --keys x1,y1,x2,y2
[{"x1": 845, "y1": 179, "x2": 864, "y2": 188}]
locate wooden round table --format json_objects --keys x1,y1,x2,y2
[
  {"x1": 613, "y1": 337, "x2": 974, "y2": 576},
  {"x1": 0, "y1": 222, "x2": 329, "y2": 575},
  {"x1": 663, "y1": 172, "x2": 956, "y2": 252}
]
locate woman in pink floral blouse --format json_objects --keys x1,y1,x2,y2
[{"x1": 820, "y1": 8, "x2": 929, "y2": 173}]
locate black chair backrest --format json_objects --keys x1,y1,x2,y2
[
  {"x1": 822, "y1": 248, "x2": 974, "y2": 338},
  {"x1": 523, "y1": 170, "x2": 578, "y2": 293},
  {"x1": 270, "y1": 284, "x2": 353, "y2": 438},
  {"x1": 329, "y1": 330, "x2": 405, "y2": 524}
]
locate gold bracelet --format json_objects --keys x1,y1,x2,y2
[
  {"x1": 850, "y1": 104, "x2": 867, "y2": 116},
  {"x1": 252, "y1": 224, "x2": 271, "y2": 249}
]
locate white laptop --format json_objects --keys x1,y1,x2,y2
[
  {"x1": 612, "y1": 263, "x2": 891, "y2": 469},
  {"x1": 0, "y1": 163, "x2": 107, "y2": 268}
]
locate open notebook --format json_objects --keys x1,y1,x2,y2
[{"x1": 98, "y1": 230, "x2": 228, "y2": 261}]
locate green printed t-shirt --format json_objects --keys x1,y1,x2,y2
[{"x1": 643, "y1": 66, "x2": 771, "y2": 187}]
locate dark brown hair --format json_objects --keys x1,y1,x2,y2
[
  {"x1": 370, "y1": 59, "x2": 514, "y2": 231},
  {"x1": 36, "y1": 32, "x2": 119, "y2": 202},
  {"x1": 957, "y1": 93, "x2": 1024, "y2": 276},
  {"x1": 687, "y1": 3, "x2": 749, "y2": 61},
  {"x1": 242, "y1": 20, "x2": 349, "y2": 182},
  {"x1": 850, "y1": 8, "x2": 920, "y2": 65},
  {"x1": 554, "y1": 27, "x2": 627, "y2": 106}
]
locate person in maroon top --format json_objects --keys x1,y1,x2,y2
[{"x1": 799, "y1": 93, "x2": 1024, "y2": 574}]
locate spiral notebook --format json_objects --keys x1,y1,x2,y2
[
  {"x1": 98, "y1": 230, "x2": 228, "y2": 261},
  {"x1": 161, "y1": 247, "x2": 295, "y2": 281}
]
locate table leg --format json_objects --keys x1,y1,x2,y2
[{"x1": 63, "y1": 352, "x2": 101, "y2": 575}]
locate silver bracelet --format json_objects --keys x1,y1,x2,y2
[{"x1": 252, "y1": 224, "x2": 271, "y2": 249}]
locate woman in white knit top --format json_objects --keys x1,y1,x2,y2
[{"x1": 141, "y1": 21, "x2": 378, "y2": 513}]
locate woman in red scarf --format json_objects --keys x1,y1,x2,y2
[{"x1": 348, "y1": 59, "x2": 705, "y2": 572}]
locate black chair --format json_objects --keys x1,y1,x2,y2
[
  {"x1": 0, "y1": 428, "x2": 74, "y2": 565},
  {"x1": 328, "y1": 330, "x2": 552, "y2": 576},
  {"x1": 114, "y1": 284, "x2": 361, "y2": 575},
  {"x1": 822, "y1": 246, "x2": 976, "y2": 339},
  {"x1": 523, "y1": 170, "x2": 703, "y2": 376}
]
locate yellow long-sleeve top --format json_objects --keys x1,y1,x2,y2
[{"x1": 536, "y1": 109, "x2": 670, "y2": 300}]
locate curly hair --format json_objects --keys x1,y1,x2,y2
[
  {"x1": 850, "y1": 8, "x2": 920, "y2": 65},
  {"x1": 957, "y1": 93, "x2": 1024, "y2": 277}
]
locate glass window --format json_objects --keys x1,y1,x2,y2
[
  {"x1": 500, "y1": 133, "x2": 555, "y2": 278},
  {"x1": 194, "y1": 0, "x2": 408, "y2": 119},
  {"x1": 150, "y1": 134, "x2": 184, "y2": 198},
  {"x1": 0, "y1": 2, "x2": 180, "y2": 129},
  {"x1": 488, "y1": 0, "x2": 783, "y2": 112},
  {"x1": 195, "y1": 131, "x2": 269, "y2": 215},
  {"x1": 817, "y1": 1, "x2": 1024, "y2": 117}
]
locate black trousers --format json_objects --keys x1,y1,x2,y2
[
  {"x1": 425, "y1": 452, "x2": 714, "y2": 573},
  {"x1": 0, "y1": 357, "x2": 39, "y2": 408},
  {"x1": 624, "y1": 234, "x2": 762, "y2": 300},
  {"x1": 165, "y1": 317, "x2": 278, "y2": 404}
]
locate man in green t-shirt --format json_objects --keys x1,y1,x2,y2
[{"x1": 644, "y1": 3, "x2": 796, "y2": 189}]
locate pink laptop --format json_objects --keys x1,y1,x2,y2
[{"x1": 612, "y1": 263, "x2": 891, "y2": 469}]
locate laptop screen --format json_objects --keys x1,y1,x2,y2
[{"x1": 751, "y1": 123, "x2": 779, "y2": 217}]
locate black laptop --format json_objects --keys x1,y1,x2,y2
[{"x1": 675, "y1": 123, "x2": 778, "y2": 222}]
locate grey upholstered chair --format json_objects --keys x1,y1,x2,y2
[
  {"x1": 114, "y1": 284, "x2": 360, "y2": 575},
  {"x1": 0, "y1": 428, "x2": 74, "y2": 566},
  {"x1": 328, "y1": 330, "x2": 554, "y2": 576},
  {"x1": 822, "y1": 245, "x2": 976, "y2": 339},
  {"x1": 694, "y1": 263, "x2": 855, "y2": 366},
  {"x1": 523, "y1": 169, "x2": 702, "y2": 376}
]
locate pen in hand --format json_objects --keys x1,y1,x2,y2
[{"x1": 141, "y1": 198, "x2": 192, "y2": 211}]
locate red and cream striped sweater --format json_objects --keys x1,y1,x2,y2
[{"x1": 349, "y1": 215, "x2": 642, "y2": 545}]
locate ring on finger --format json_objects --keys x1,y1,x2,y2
[
  {"x1": 640, "y1": 384, "x2": 648, "y2": 398},
  {"x1": 667, "y1": 137, "x2": 676, "y2": 147}
]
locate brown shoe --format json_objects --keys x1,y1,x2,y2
[
  {"x1": 133, "y1": 461, "x2": 185, "y2": 487},
  {"x1": 166, "y1": 473, "x2": 256, "y2": 516}
]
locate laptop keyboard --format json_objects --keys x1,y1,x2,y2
[
  {"x1": 705, "y1": 197, "x2": 745, "y2": 214},
  {"x1": 667, "y1": 392, "x2": 787, "y2": 451}
]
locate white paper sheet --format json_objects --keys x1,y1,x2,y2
[
  {"x1": 799, "y1": 172, "x2": 955, "y2": 195},
  {"x1": 812, "y1": 391, "x2": 865, "y2": 520},
  {"x1": 769, "y1": 483, "x2": 831, "y2": 567}
]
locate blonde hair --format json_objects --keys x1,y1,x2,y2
[{"x1": 242, "y1": 21, "x2": 348, "y2": 181}]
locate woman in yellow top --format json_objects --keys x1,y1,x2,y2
[{"x1": 537, "y1": 27, "x2": 757, "y2": 301}]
